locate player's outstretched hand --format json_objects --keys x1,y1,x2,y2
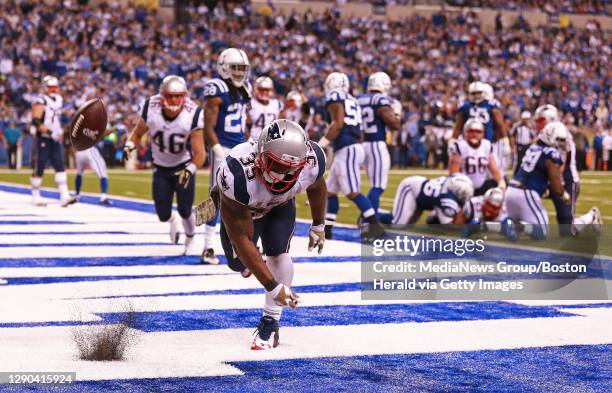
[
  {"x1": 121, "y1": 141, "x2": 136, "y2": 163},
  {"x1": 308, "y1": 223, "x2": 325, "y2": 254},
  {"x1": 269, "y1": 283, "x2": 300, "y2": 308},
  {"x1": 175, "y1": 163, "x2": 196, "y2": 189},
  {"x1": 562, "y1": 191, "x2": 571, "y2": 204}
]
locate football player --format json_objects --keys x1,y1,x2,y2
[
  {"x1": 318, "y1": 72, "x2": 385, "y2": 241},
  {"x1": 212, "y1": 119, "x2": 326, "y2": 350},
  {"x1": 448, "y1": 118, "x2": 505, "y2": 196},
  {"x1": 201, "y1": 48, "x2": 252, "y2": 264},
  {"x1": 283, "y1": 90, "x2": 313, "y2": 133},
  {"x1": 378, "y1": 175, "x2": 474, "y2": 226},
  {"x1": 247, "y1": 76, "x2": 282, "y2": 141},
  {"x1": 461, "y1": 187, "x2": 518, "y2": 241},
  {"x1": 30, "y1": 75, "x2": 77, "y2": 207},
  {"x1": 358, "y1": 72, "x2": 401, "y2": 212},
  {"x1": 533, "y1": 105, "x2": 602, "y2": 236},
  {"x1": 505, "y1": 121, "x2": 568, "y2": 240},
  {"x1": 74, "y1": 145, "x2": 111, "y2": 205},
  {"x1": 452, "y1": 81, "x2": 510, "y2": 172},
  {"x1": 123, "y1": 75, "x2": 205, "y2": 255}
]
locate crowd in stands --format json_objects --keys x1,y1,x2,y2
[{"x1": 0, "y1": 0, "x2": 610, "y2": 170}]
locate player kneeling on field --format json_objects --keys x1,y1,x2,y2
[
  {"x1": 213, "y1": 119, "x2": 326, "y2": 350},
  {"x1": 378, "y1": 174, "x2": 474, "y2": 227},
  {"x1": 461, "y1": 187, "x2": 518, "y2": 241}
]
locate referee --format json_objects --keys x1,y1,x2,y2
[{"x1": 509, "y1": 111, "x2": 535, "y2": 174}]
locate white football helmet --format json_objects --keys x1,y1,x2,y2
[
  {"x1": 254, "y1": 76, "x2": 274, "y2": 102},
  {"x1": 286, "y1": 90, "x2": 304, "y2": 109},
  {"x1": 324, "y1": 72, "x2": 349, "y2": 95},
  {"x1": 159, "y1": 75, "x2": 188, "y2": 115},
  {"x1": 467, "y1": 81, "x2": 486, "y2": 104},
  {"x1": 42, "y1": 75, "x2": 59, "y2": 94},
  {"x1": 256, "y1": 119, "x2": 309, "y2": 193},
  {"x1": 217, "y1": 48, "x2": 250, "y2": 87},
  {"x1": 534, "y1": 104, "x2": 559, "y2": 131},
  {"x1": 447, "y1": 174, "x2": 474, "y2": 203},
  {"x1": 367, "y1": 72, "x2": 391, "y2": 95},
  {"x1": 463, "y1": 118, "x2": 485, "y2": 146},
  {"x1": 482, "y1": 83, "x2": 494, "y2": 101},
  {"x1": 538, "y1": 121, "x2": 568, "y2": 151}
]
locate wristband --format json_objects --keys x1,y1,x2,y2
[
  {"x1": 318, "y1": 137, "x2": 330, "y2": 149},
  {"x1": 212, "y1": 143, "x2": 227, "y2": 158},
  {"x1": 185, "y1": 162, "x2": 197, "y2": 175},
  {"x1": 125, "y1": 141, "x2": 135, "y2": 150},
  {"x1": 312, "y1": 219, "x2": 325, "y2": 227},
  {"x1": 311, "y1": 223, "x2": 325, "y2": 233}
]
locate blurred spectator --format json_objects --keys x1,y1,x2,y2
[
  {"x1": 593, "y1": 127, "x2": 605, "y2": 170},
  {"x1": 2, "y1": 120, "x2": 21, "y2": 169}
]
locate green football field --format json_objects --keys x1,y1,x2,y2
[{"x1": 1, "y1": 168, "x2": 610, "y2": 255}]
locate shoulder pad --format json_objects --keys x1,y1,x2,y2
[
  {"x1": 204, "y1": 79, "x2": 229, "y2": 97},
  {"x1": 325, "y1": 90, "x2": 346, "y2": 104}
]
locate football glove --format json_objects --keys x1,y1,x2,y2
[
  {"x1": 121, "y1": 141, "x2": 136, "y2": 163},
  {"x1": 308, "y1": 222, "x2": 325, "y2": 254},
  {"x1": 268, "y1": 283, "x2": 301, "y2": 308},
  {"x1": 175, "y1": 163, "x2": 196, "y2": 189}
]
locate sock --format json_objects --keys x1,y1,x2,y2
[
  {"x1": 167, "y1": 211, "x2": 179, "y2": 224},
  {"x1": 55, "y1": 172, "x2": 69, "y2": 200},
  {"x1": 326, "y1": 195, "x2": 339, "y2": 222},
  {"x1": 204, "y1": 224, "x2": 217, "y2": 249},
  {"x1": 75, "y1": 174, "x2": 83, "y2": 195},
  {"x1": 367, "y1": 187, "x2": 384, "y2": 212},
  {"x1": 30, "y1": 177, "x2": 42, "y2": 201},
  {"x1": 573, "y1": 210, "x2": 594, "y2": 234},
  {"x1": 100, "y1": 177, "x2": 108, "y2": 194},
  {"x1": 182, "y1": 213, "x2": 196, "y2": 237},
  {"x1": 263, "y1": 253, "x2": 294, "y2": 321},
  {"x1": 352, "y1": 193, "x2": 375, "y2": 218},
  {"x1": 378, "y1": 212, "x2": 393, "y2": 225}
]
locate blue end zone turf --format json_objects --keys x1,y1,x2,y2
[{"x1": 55, "y1": 345, "x2": 612, "y2": 393}]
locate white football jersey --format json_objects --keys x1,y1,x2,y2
[
  {"x1": 216, "y1": 140, "x2": 326, "y2": 219},
  {"x1": 249, "y1": 98, "x2": 282, "y2": 141},
  {"x1": 35, "y1": 94, "x2": 64, "y2": 140},
  {"x1": 463, "y1": 195, "x2": 507, "y2": 222},
  {"x1": 449, "y1": 139, "x2": 493, "y2": 189},
  {"x1": 140, "y1": 94, "x2": 203, "y2": 168}
]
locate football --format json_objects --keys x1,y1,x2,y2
[{"x1": 69, "y1": 98, "x2": 108, "y2": 151}]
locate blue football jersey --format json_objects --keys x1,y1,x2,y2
[
  {"x1": 457, "y1": 99, "x2": 501, "y2": 142},
  {"x1": 416, "y1": 176, "x2": 464, "y2": 217},
  {"x1": 513, "y1": 142, "x2": 564, "y2": 196},
  {"x1": 325, "y1": 89, "x2": 362, "y2": 151},
  {"x1": 358, "y1": 93, "x2": 391, "y2": 142},
  {"x1": 203, "y1": 78, "x2": 251, "y2": 148}
]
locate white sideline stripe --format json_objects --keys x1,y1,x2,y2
[{"x1": 1, "y1": 307, "x2": 611, "y2": 380}]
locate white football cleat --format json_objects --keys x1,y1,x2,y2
[
  {"x1": 591, "y1": 207, "x2": 603, "y2": 233},
  {"x1": 169, "y1": 219, "x2": 180, "y2": 244},
  {"x1": 251, "y1": 316, "x2": 279, "y2": 350},
  {"x1": 61, "y1": 196, "x2": 78, "y2": 207},
  {"x1": 184, "y1": 235, "x2": 197, "y2": 255},
  {"x1": 200, "y1": 248, "x2": 219, "y2": 265},
  {"x1": 0, "y1": 278, "x2": 7, "y2": 285},
  {"x1": 33, "y1": 199, "x2": 47, "y2": 207}
]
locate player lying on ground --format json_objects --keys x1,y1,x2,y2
[
  {"x1": 460, "y1": 187, "x2": 518, "y2": 241},
  {"x1": 209, "y1": 119, "x2": 326, "y2": 350},
  {"x1": 377, "y1": 174, "x2": 474, "y2": 227}
]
